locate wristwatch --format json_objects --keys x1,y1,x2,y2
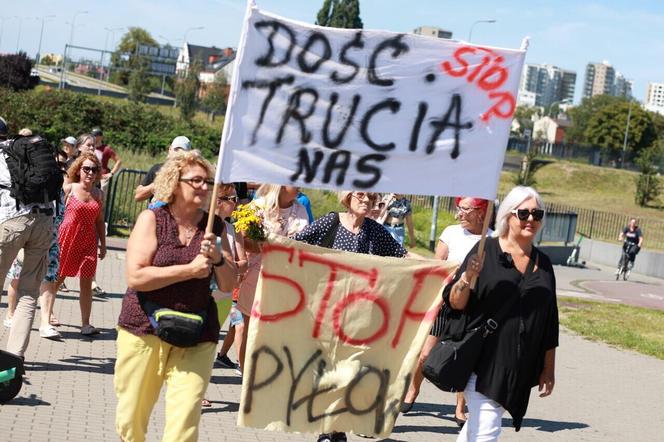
[{"x1": 212, "y1": 255, "x2": 225, "y2": 267}]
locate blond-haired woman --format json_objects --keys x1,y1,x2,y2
[
  {"x1": 235, "y1": 184, "x2": 309, "y2": 371},
  {"x1": 55, "y1": 152, "x2": 106, "y2": 335},
  {"x1": 443, "y1": 186, "x2": 558, "y2": 441},
  {"x1": 114, "y1": 151, "x2": 237, "y2": 442}
]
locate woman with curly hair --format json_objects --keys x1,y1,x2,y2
[
  {"x1": 114, "y1": 150, "x2": 237, "y2": 442},
  {"x1": 55, "y1": 152, "x2": 106, "y2": 336}
]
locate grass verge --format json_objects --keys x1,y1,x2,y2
[{"x1": 559, "y1": 297, "x2": 664, "y2": 360}]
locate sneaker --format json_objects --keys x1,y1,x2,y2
[
  {"x1": 235, "y1": 365, "x2": 243, "y2": 376},
  {"x1": 3, "y1": 317, "x2": 12, "y2": 328},
  {"x1": 92, "y1": 286, "x2": 106, "y2": 297},
  {"x1": 39, "y1": 326, "x2": 61, "y2": 340},
  {"x1": 81, "y1": 324, "x2": 101, "y2": 335},
  {"x1": 215, "y1": 353, "x2": 237, "y2": 369}
]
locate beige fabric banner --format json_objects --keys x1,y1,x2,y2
[{"x1": 238, "y1": 235, "x2": 458, "y2": 437}]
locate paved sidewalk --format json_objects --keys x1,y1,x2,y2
[{"x1": 2, "y1": 250, "x2": 664, "y2": 441}]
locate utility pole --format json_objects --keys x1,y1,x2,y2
[{"x1": 36, "y1": 15, "x2": 55, "y2": 63}]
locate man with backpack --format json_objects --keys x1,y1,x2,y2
[{"x1": 0, "y1": 117, "x2": 63, "y2": 360}]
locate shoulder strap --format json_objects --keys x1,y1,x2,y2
[{"x1": 319, "y1": 212, "x2": 340, "y2": 249}]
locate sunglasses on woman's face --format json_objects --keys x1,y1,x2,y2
[
  {"x1": 511, "y1": 208, "x2": 545, "y2": 222},
  {"x1": 217, "y1": 195, "x2": 238, "y2": 204},
  {"x1": 353, "y1": 192, "x2": 378, "y2": 202},
  {"x1": 81, "y1": 166, "x2": 99, "y2": 174}
]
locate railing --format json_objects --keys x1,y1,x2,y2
[
  {"x1": 104, "y1": 171, "x2": 663, "y2": 249},
  {"x1": 105, "y1": 169, "x2": 149, "y2": 235},
  {"x1": 408, "y1": 194, "x2": 664, "y2": 250}
]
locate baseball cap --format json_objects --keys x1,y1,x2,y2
[
  {"x1": 61, "y1": 136, "x2": 77, "y2": 145},
  {"x1": 91, "y1": 128, "x2": 103, "y2": 136},
  {"x1": 0, "y1": 117, "x2": 8, "y2": 137},
  {"x1": 170, "y1": 135, "x2": 192, "y2": 151}
]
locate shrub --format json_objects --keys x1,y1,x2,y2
[
  {"x1": 0, "y1": 52, "x2": 38, "y2": 91},
  {"x1": 0, "y1": 88, "x2": 220, "y2": 158}
]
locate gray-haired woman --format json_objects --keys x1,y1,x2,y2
[{"x1": 443, "y1": 186, "x2": 558, "y2": 441}]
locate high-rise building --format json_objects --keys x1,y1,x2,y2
[
  {"x1": 613, "y1": 72, "x2": 633, "y2": 98},
  {"x1": 645, "y1": 82, "x2": 664, "y2": 115},
  {"x1": 583, "y1": 61, "x2": 616, "y2": 98},
  {"x1": 518, "y1": 64, "x2": 576, "y2": 108},
  {"x1": 412, "y1": 26, "x2": 453, "y2": 39}
]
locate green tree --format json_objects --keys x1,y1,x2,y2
[
  {"x1": 110, "y1": 27, "x2": 158, "y2": 86},
  {"x1": 513, "y1": 105, "x2": 538, "y2": 136},
  {"x1": 0, "y1": 52, "x2": 39, "y2": 91},
  {"x1": 127, "y1": 57, "x2": 152, "y2": 102},
  {"x1": 634, "y1": 142, "x2": 663, "y2": 207},
  {"x1": 566, "y1": 95, "x2": 624, "y2": 144},
  {"x1": 175, "y1": 60, "x2": 202, "y2": 122},
  {"x1": 316, "y1": 0, "x2": 363, "y2": 28},
  {"x1": 201, "y1": 73, "x2": 227, "y2": 122},
  {"x1": 584, "y1": 101, "x2": 657, "y2": 157},
  {"x1": 40, "y1": 54, "x2": 57, "y2": 66}
]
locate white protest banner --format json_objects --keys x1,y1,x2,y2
[
  {"x1": 237, "y1": 235, "x2": 458, "y2": 437},
  {"x1": 215, "y1": 2, "x2": 526, "y2": 199}
]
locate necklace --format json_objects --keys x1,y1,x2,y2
[
  {"x1": 182, "y1": 224, "x2": 197, "y2": 243},
  {"x1": 170, "y1": 209, "x2": 199, "y2": 244}
]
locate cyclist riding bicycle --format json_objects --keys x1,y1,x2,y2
[{"x1": 616, "y1": 218, "x2": 644, "y2": 275}]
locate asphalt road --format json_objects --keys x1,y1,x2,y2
[{"x1": 554, "y1": 263, "x2": 664, "y2": 310}]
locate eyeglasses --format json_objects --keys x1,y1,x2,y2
[
  {"x1": 353, "y1": 192, "x2": 378, "y2": 202},
  {"x1": 217, "y1": 195, "x2": 238, "y2": 204},
  {"x1": 456, "y1": 205, "x2": 479, "y2": 215},
  {"x1": 81, "y1": 166, "x2": 99, "y2": 174},
  {"x1": 511, "y1": 208, "x2": 545, "y2": 222},
  {"x1": 180, "y1": 177, "x2": 214, "y2": 188}
]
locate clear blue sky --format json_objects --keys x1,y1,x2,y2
[{"x1": 2, "y1": 0, "x2": 663, "y2": 102}]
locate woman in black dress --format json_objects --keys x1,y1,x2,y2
[
  {"x1": 294, "y1": 190, "x2": 408, "y2": 442},
  {"x1": 443, "y1": 186, "x2": 558, "y2": 441}
]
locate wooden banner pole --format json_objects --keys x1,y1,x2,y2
[
  {"x1": 205, "y1": 183, "x2": 221, "y2": 235},
  {"x1": 470, "y1": 200, "x2": 495, "y2": 290}
]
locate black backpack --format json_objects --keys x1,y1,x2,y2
[{"x1": 1, "y1": 135, "x2": 63, "y2": 209}]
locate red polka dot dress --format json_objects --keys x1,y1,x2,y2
[{"x1": 58, "y1": 194, "x2": 101, "y2": 278}]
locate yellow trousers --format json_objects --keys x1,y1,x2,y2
[{"x1": 114, "y1": 327, "x2": 216, "y2": 442}]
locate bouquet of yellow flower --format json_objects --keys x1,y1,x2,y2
[{"x1": 232, "y1": 202, "x2": 267, "y2": 241}]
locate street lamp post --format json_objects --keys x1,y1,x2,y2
[
  {"x1": 69, "y1": 10, "x2": 89, "y2": 46},
  {"x1": 183, "y1": 26, "x2": 204, "y2": 45},
  {"x1": 0, "y1": 17, "x2": 7, "y2": 52},
  {"x1": 468, "y1": 19, "x2": 496, "y2": 43},
  {"x1": 36, "y1": 15, "x2": 56, "y2": 63}
]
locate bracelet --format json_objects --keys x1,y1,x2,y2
[{"x1": 212, "y1": 255, "x2": 225, "y2": 267}]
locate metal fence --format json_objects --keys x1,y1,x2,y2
[
  {"x1": 105, "y1": 169, "x2": 149, "y2": 235},
  {"x1": 104, "y1": 171, "x2": 663, "y2": 250},
  {"x1": 408, "y1": 194, "x2": 664, "y2": 250}
]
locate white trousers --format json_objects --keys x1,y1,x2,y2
[{"x1": 457, "y1": 374, "x2": 505, "y2": 442}]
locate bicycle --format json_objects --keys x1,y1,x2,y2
[{"x1": 616, "y1": 242, "x2": 638, "y2": 281}]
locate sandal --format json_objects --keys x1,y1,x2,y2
[{"x1": 201, "y1": 398, "x2": 212, "y2": 407}]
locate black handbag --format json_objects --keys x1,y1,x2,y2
[
  {"x1": 139, "y1": 296, "x2": 209, "y2": 348},
  {"x1": 422, "y1": 248, "x2": 537, "y2": 392},
  {"x1": 422, "y1": 316, "x2": 498, "y2": 392},
  {"x1": 0, "y1": 349, "x2": 25, "y2": 404}
]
